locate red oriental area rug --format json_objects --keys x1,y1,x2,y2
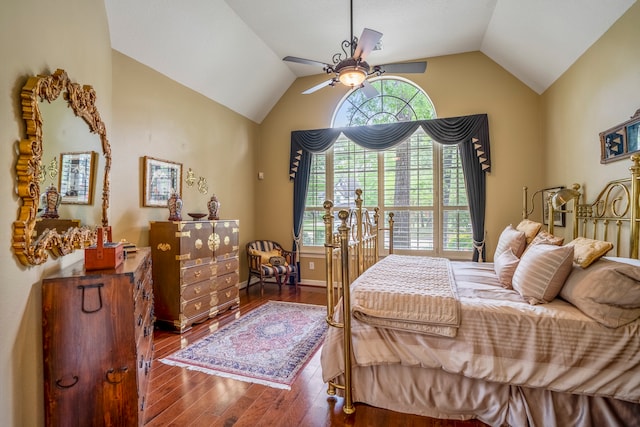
[{"x1": 160, "y1": 301, "x2": 328, "y2": 389}]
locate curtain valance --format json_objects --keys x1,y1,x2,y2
[
  {"x1": 289, "y1": 114, "x2": 490, "y2": 180},
  {"x1": 289, "y1": 113, "x2": 490, "y2": 262}
]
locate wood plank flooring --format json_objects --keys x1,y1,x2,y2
[{"x1": 145, "y1": 284, "x2": 488, "y2": 427}]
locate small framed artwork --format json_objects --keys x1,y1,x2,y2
[
  {"x1": 600, "y1": 109, "x2": 640, "y2": 163},
  {"x1": 58, "y1": 151, "x2": 98, "y2": 205},
  {"x1": 143, "y1": 156, "x2": 182, "y2": 207},
  {"x1": 542, "y1": 186, "x2": 565, "y2": 226}
]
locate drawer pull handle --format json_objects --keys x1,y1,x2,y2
[
  {"x1": 194, "y1": 270, "x2": 202, "y2": 278},
  {"x1": 225, "y1": 290, "x2": 232, "y2": 298},
  {"x1": 77, "y1": 283, "x2": 104, "y2": 314},
  {"x1": 106, "y1": 367, "x2": 128, "y2": 384},
  {"x1": 225, "y1": 277, "x2": 232, "y2": 284},
  {"x1": 225, "y1": 262, "x2": 232, "y2": 270},
  {"x1": 194, "y1": 286, "x2": 202, "y2": 294},
  {"x1": 55, "y1": 375, "x2": 79, "y2": 389},
  {"x1": 195, "y1": 302, "x2": 202, "y2": 310}
]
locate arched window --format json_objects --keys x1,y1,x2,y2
[{"x1": 303, "y1": 77, "x2": 472, "y2": 256}]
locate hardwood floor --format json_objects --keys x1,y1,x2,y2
[{"x1": 145, "y1": 284, "x2": 488, "y2": 427}]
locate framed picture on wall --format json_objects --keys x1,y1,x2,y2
[
  {"x1": 542, "y1": 186, "x2": 565, "y2": 226},
  {"x1": 143, "y1": 156, "x2": 182, "y2": 207},
  {"x1": 58, "y1": 151, "x2": 98, "y2": 205},
  {"x1": 600, "y1": 109, "x2": 640, "y2": 163}
]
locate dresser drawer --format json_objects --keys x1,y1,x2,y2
[
  {"x1": 181, "y1": 278, "x2": 214, "y2": 302},
  {"x1": 180, "y1": 263, "x2": 214, "y2": 286},
  {"x1": 216, "y1": 257, "x2": 238, "y2": 276},
  {"x1": 216, "y1": 283, "x2": 239, "y2": 305},
  {"x1": 215, "y1": 271, "x2": 239, "y2": 291},
  {"x1": 181, "y1": 293, "x2": 210, "y2": 321}
]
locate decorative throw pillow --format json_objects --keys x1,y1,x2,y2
[
  {"x1": 512, "y1": 243, "x2": 574, "y2": 304},
  {"x1": 560, "y1": 259, "x2": 640, "y2": 328},
  {"x1": 494, "y1": 225, "x2": 527, "y2": 260},
  {"x1": 565, "y1": 237, "x2": 613, "y2": 268},
  {"x1": 494, "y1": 248, "x2": 520, "y2": 289},
  {"x1": 529, "y1": 230, "x2": 564, "y2": 247},
  {"x1": 268, "y1": 256, "x2": 287, "y2": 267},
  {"x1": 250, "y1": 248, "x2": 282, "y2": 264},
  {"x1": 516, "y1": 219, "x2": 542, "y2": 245}
]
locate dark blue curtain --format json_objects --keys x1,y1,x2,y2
[{"x1": 289, "y1": 114, "x2": 490, "y2": 262}]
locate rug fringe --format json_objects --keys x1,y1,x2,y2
[{"x1": 159, "y1": 358, "x2": 292, "y2": 390}]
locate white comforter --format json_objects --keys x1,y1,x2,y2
[{"x1": 322, "y1": 260, "x2": 640, "y2": 403}]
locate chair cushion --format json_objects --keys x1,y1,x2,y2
[{"x1": 261, "y1": 264, "x2": 296, "y2": 276}]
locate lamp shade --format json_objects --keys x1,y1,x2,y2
[
  {"x1": 551, "y1": 188, "x2": 580, "y2": 209},
  {"x1": 338, "y1": 66, "x2": 367, "y2": 87}
]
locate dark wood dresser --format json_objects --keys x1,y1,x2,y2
[
  {"x1": 149, "y1": 220, "x2": 240, "y2": 333},
  {"x1": 41, "y1": 247, "x2": 154, "y2": 427}
]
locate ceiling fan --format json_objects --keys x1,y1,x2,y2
[{"x1": 283, "y1": 0, "x2": 427, "y2": 97}]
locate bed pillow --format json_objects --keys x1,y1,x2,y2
[
  {"x1": 560, "y1": 259, "x2": 640, "y2": 328},
  {"x1": 516, "y1": 219, "x2": 542, "y2": 245},
  {"x1": 512, "y1": 244, "x2": 574, "y2": 304},
  {"x1": 494, "y1": 248, "x2": 520, "y2": 289},
  {"x1": 494, "y1": 225, "x2": 527, "y2": 260},
  {"x1": 565, "y1": 237, "x2": 613, "y2": 268},
  {"x1": 529, "y1": 230, "x2": 564, "y2": 247}
]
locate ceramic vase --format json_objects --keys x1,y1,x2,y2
[
  {"x1": 41, "y1": 185, "x2": 61, "y2": 219},
  {"x1": 167, "y1": 191, "x2": 183, "y2": 221},
  {"x1": 207, "y1": 194, "x2": 220, "y2": 220}
]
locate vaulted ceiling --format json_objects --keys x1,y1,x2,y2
[{"x1": 105, "y1": 0, "x2": 636, "y2": 123}]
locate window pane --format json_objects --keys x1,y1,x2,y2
[
  {"x1": 305, "y1": 153, "x2": 326, "y2": 207},
  {"x1": 442, "y1": 145, "x2": 467, "y2": 206},
  {"x1": 443, "y1": 209, "x2": 473, "y2": 251},
  {"x1": 333, "y1": 138, "x2": 378, "y2": 207},
  {"x1": 302, "y1": 210, "x2": 325, "y2": 246},
  {"x1": 388, "y1": 209, "x2": 434, "y2": 250}
]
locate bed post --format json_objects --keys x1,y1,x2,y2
[
  {"x1": 630, "y1": 155, "x2": 640, "y2": 259},
  {"x1": 322, "y1": 200, "x2": 338, "y2": 397},
  {"x1": 337, "y1": 209, "x2": 355, "y2": 414},
  {"x1": 355, "y1": 189, "x2": 364, "y2": 276}
]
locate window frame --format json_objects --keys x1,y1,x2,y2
[{"x1": 301, "y1": 77, "x2": 472, "y2": 258}]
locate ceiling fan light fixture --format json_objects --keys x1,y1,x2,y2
[{"x1": 337, "y1": 64, "x2": 368, "y2": 87}]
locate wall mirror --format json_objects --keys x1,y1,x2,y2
[{"x1": 13, "y1": 69, "x2": 111, "y2": 266}]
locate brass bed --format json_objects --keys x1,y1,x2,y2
[{"x1": 320, "y1": 157, "x2": 640, "y2": 426}]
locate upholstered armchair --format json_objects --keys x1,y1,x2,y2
[{"x1": 246, "y1": 240, "x2": 298, "y2": 293}]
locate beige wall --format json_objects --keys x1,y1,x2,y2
[
  {"x1": 542, "y1": 1, "x2": 640, "y2": 237},
  {"x1": 110, "y1": 51, "x2": 258, "y2": 274},
  {"x1": 0, "y1": 1, "x2": 112, "y2": 426},
  {"x1": 258, "y1": 50, "x2": 543, "y2": 280}
]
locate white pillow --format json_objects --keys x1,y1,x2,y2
[
  {"x1": 512, "y1": 244, "x2": 574, "y2": 304},
  {"x1": 494, "y1": 248, "x2": 520, "y2": 289},
  {"x1": 494, "y1": 225, "x2": 526, "y2": 260}
]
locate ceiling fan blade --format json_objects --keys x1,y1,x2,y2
[
  {"x1": 353, "y1": 28, "x2": 383, "y2": 61},
  {"x1": 283, "y1": 56, "x2": 329, "y2": 68},
  {"x1": 375, "y1": 61, "x2": 427, "y2": 74},
  {"x1": 361, "y1": 80, "x2": 379, "y2": 99},
  {"x1": 302, "y1": 79, "x2": 335, "y2": 95}
]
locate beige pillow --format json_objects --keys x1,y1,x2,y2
[
  {"x1": 566, "y1": 237, "x2": 613, "y2": 268},
  {"x1": 512, "y1": 244, "x2": 574, "y2": 304},
  {"x1": 560, "y1": 259, "x2": 640, "y2": 328},
  {"x1": 516, "y1": 219, "x2": 542, "y2": 244},
  {"x1": 494, "y1": 248, "x2": 520, "y2": 289},
  {"x1": 529, "y1": 230, "x2": 564, "y2": 246},
  {"x1": 494, "y1": 225, "x2": 527, "y2": 260}
]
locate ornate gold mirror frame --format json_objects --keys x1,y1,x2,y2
[{"x1": 13, "y1": 69, "x2": 111, "y2": 266}]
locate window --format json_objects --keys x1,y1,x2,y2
[{"x1": 303, "y1": 77, "x2": 472, "y2": 257}]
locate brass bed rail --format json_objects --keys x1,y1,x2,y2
[{"x1": 322, "y1": 189, "x2": 394, "y2": 414}]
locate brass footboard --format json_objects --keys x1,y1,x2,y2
[{"x1": 323, "y1": 189, "x2": 394, "y2": 414}]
